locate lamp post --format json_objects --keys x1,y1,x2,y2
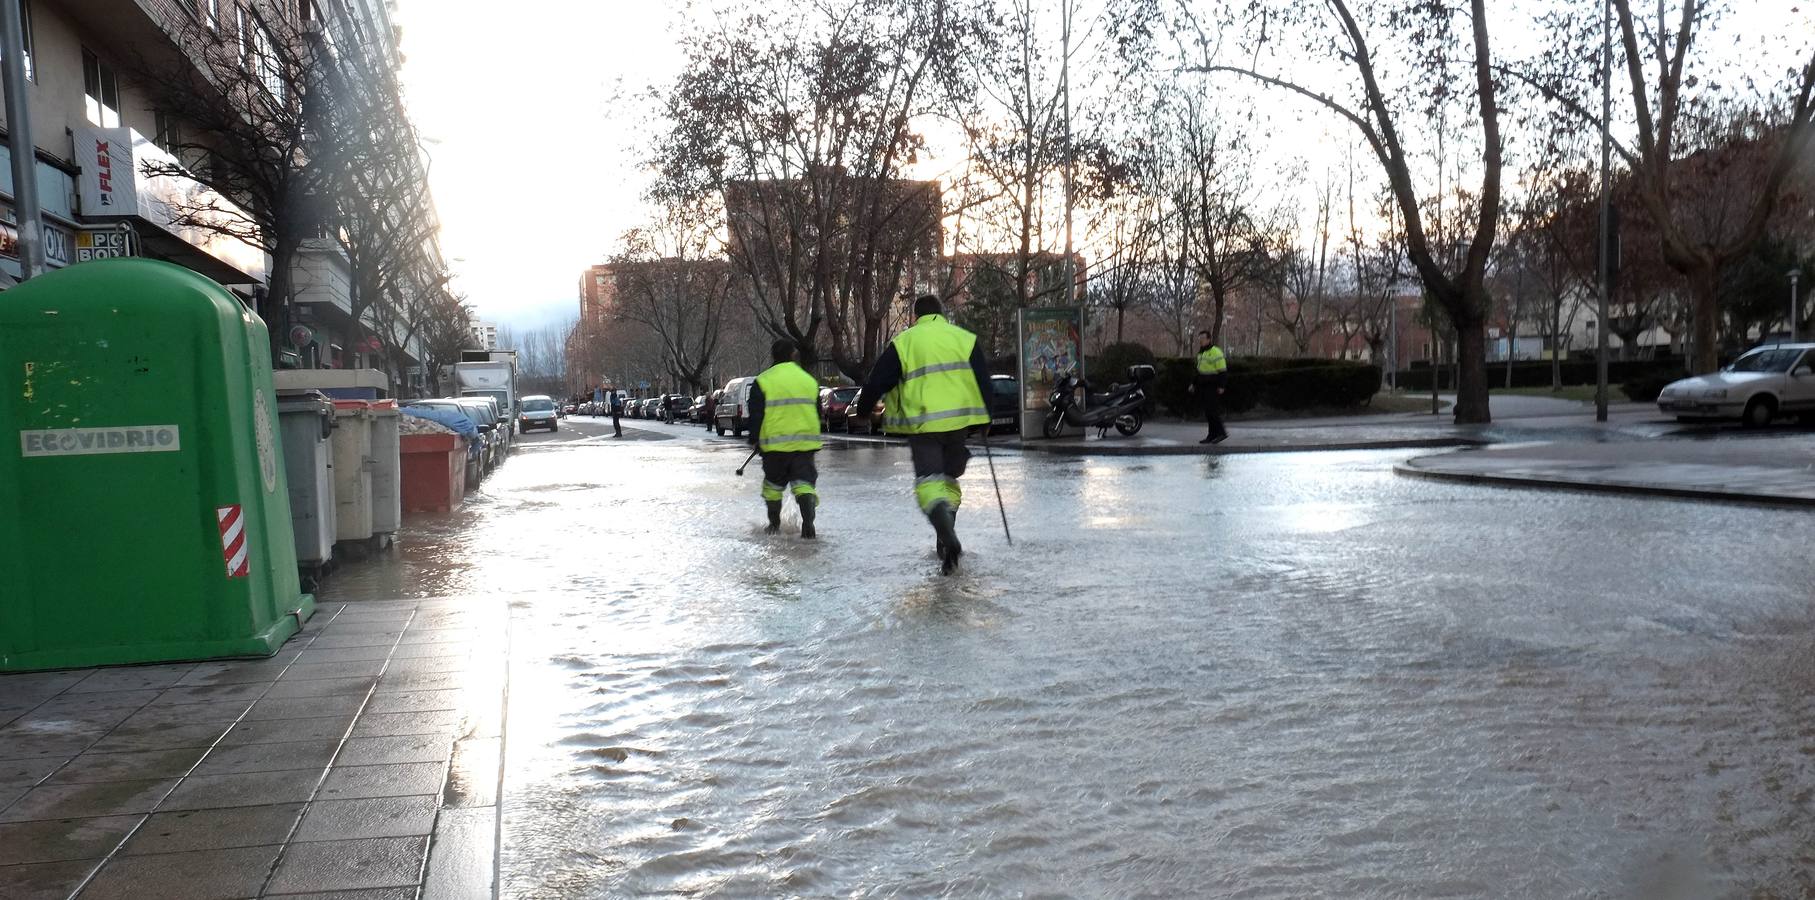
[
  {"x1": 1790, "y1": 268, "x2": 1802, "y2": 344},
  {"x1": 1594, "y1": 0, "x2": 1612, "y2": 423},
  {"x1": 1, "y1": 0, "x2": 44, "y2": 281}
]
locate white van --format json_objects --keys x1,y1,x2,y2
[{"x1": 714, "y1": 376, "x2": 756, "y2": 436}]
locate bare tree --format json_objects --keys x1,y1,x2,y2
[
  {"x1": 654, "y1": 0, "x2": 960, "y2": 379},
  {"x1": 127, "y1": 10, "x2": 335, "y2": 359},
  {"x1": 1144, "y1": 0, "x2": 1507, "y2": 422},
  {"x1": 609, "y1": 203, "x2": 738, "y2": 395},
  {"x1": 1523, "y1": 0, "x2": 1815, "y2": 372}
]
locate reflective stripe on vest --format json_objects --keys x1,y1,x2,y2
[
  {"x1": 754, "y1": 362, "x2": 824, "y2": 452},
  {"x1": 883, "y1": 315, "x2": 989, "y2": 435},
  {"x1": 1197, "y1": 346, "x2": 1227, "y2": 375}
]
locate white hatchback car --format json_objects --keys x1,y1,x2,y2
[
  {"x1": 517, "y1": 395, "x2": 560, "y2": 433},
  {"x1": 1656, "y1": 343, "x2": 1815, "y2": 426}
]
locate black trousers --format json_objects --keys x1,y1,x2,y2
[
  {"x1": 1200, "y1": 390, "x2": 1226, "y2": 440},
  {"x1": 760, "y1": 450, "x2": 819, "y2": 501},
  {"x1": 908, "y1": 430, "x2": 970, "y2": 513},
  {"x1": 610, "y1": 410, "x2": 622, "y2": 437}
]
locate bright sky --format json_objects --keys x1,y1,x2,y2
[
  {"x1": 392, "y1": 0, "x2": 686, "y2": 331},
  {"x1": 393, "y1": 1, "x2": 1812, "y2": 331}
]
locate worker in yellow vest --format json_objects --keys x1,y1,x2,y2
[
  {"x1": 852, "y1": 295, "x2": 992, "y2": 574},
  {"x1": 1190, "y1": 329, "x2": 1229, "y2": 444},
  {"x1": 747, "y1": 338, "x2": 825, "y2": 538}
]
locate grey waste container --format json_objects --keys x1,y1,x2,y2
[
  {"x1": 330, "y1": 400, "x2": 375, "y2": 545},
  {"x1": 276, "y1": 391, "x2": 336, "y2": 585},
  {"x1": 369, "y1": 400, "x2": 402, "y2": 540}
]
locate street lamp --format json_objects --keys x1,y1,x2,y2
[{"x1": 1790, "y1": 268, "x2": 1803, "y2": 344}]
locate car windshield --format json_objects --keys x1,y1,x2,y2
[
  {"x1": 1726, "y1": 349, "x2": 1802, "y2": 374},
  {"x1": 523, "y1": 399, "x2": 556, "y2": 412}
]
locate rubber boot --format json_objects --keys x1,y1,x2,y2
[
  {"x1": 935, "y1": 509, "x2": 959, "y2": 555},
  {"x1": 764, "y1": 500, "x2": 782, "y2": 535},
  {"x1": 797, "y1": 495, "x2": 817, "y2": 540},
  {"x1": 928, "y1": 503, "x2": 961, "y2": 575}
]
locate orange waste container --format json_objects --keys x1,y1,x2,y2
[{"x1": 400, "y1": 432, "x2": 466, "y2": 513}]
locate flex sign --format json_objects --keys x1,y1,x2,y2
[
  {"x1": 76, "y1": 128, "x2": 140, "y2": 217},
  {"x1": 20, "y1": 425, "x2": 181, "y2": 458}
]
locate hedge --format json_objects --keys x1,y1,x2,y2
[
  {"x1": 1393, "y1": 358, "x2": 1686, "y2": 391},
  {"x1": 1152, "y1": 356, "x2": 1381, "y2": 418}
]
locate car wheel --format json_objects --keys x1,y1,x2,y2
[{"x1": 1742, "y1": 396, "x2": 1777, "y2": 428}]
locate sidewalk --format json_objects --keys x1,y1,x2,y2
[
  {"x1": 0, "y1": 599, "x2": 503, "y2": 900},
  {"x1": 1398, "y1": 435, "x2": 1815, "y2": 507}
]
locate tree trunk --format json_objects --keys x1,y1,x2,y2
[
  {"x1": 1689, "y1": 262, "x2": 1719, "y2": 373},
  {"x1": 1550, "y1": 304, "x2": 1563, "y2": 390},
  {"x1": 1504, "y1": 319, "x2": 1515, "y2": 388},
  {"x1": 1452, "y1": 317, "x2": 1491, "y2": 423}
]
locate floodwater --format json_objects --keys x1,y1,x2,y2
[{"x1": 325, "y1": 420, "x2": 1815, "y2": 898}]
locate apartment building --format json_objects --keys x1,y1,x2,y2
[
  {"x1": 1, "y1": 0, "x2": 443, "y2": 387},
  {"x1": 0, "y1": 0, "x2": 277, "y2": 288}
]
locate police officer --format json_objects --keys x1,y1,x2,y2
[
  {"x1": 852, "y1": 295, "x2": 991, "y2": 574},
  {"x1": 1190, "y1": 329, "x2": 1228, "y2": 444},
  {"x1": 746, "y1": 338, "x2": 823, "y2": 539},
  {"x1": 608, "y1": 386, "x2": 624, "y2": 438}
]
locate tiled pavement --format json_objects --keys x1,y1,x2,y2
[{"x1": 0, "y1": 599, "x2": 504, "y2": 900}]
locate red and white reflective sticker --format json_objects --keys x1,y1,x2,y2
[{"x1": 216, "y1": 505, "x2": 250, "y2": 578}]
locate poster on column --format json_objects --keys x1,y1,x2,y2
[{"x1": 1017, "y1": 307, "x2": 1085, "y2": 440}]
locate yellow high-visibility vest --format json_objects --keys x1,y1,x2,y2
[
  {"x1": 1197, "y1": 345, "x2": 1228, "y2": 375},
  {"x1": 884, "y1": 315, "x2": 989, "y2": 435},
  {"x1": 754, "y1": 362, "x2": 824, "y2": 452}
]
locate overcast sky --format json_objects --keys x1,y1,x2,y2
[{"x1": 392, "y1": 1, "x2": 1811, "y2": 333}]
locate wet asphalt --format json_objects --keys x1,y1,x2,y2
[{"x1": 321, "y1": 414, "x2": 1815, "y2": 898}]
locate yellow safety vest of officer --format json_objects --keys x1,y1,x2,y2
[
  {"x1": 1196, "y1": 343, "x2": 1227, "y2": 377},
  {"x1": 754, "y1": 364, "x2": 823, "y2": 454},
  {"x1": 748, "y1": 339, "x2": 824, "y2": 538},
  {"x1": 882, "y1": 316, "x2": 990, "y2": 437}
]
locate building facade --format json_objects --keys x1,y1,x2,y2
[{"x1": 1, "y1": 0, "x2": 448, "y2": 392}]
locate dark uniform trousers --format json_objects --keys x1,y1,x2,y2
[
  {"x1": 760, "y1": 451, "x2": 818, "y2": 498},
  {"x1": 908, "y1": 430, "x2": 970, "y2": 511}
]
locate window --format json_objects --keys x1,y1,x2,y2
[
  {"x1": 3, "y1": 0, "x2": 35, "y2": 82},
  {"x1": 244, "y1": 13, "x2": 284, "y2": 101},
  {"x1": 82, "y1": 49, "x2": 120, "y2": 128},
  {"x1": 206, "y1": 0, "x2": 218, "y2": 30},
  {"x1": 154, "y1": 111, "x2": 182, "y2": 154}
]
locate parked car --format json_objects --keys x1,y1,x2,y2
[
  {"x1": 562, "y1": 403, "x2": 576, "y2": 416},
  {"x1": 819, "y1": 386, "x2": 859, "y2": 432},
  {"x1": 687, "y1": 395, "x2": 708, "y2": 423},
  {"x1": 641, "y1": 398, "x2": 662, "y2": 419},
  {"x1": 453, "y1": 397, "x2": 508, "y2": 467},
  {"x1": 518, "y1": 395, "x2": 559, "y2": 433},
  {"x1": 659, "y1": 393, "x2": 690, "y2": 422},
  {"x1": 846, "y1": 397, "x2": 885, "y2": 435},
  {"x1": 715, "y1": 376, "x2": 756, "y2": 436},
  {"x1": 988, "y1": 375, "x2": 1020, "y2": 434},
  {"x1": 1657, "y1": 343, "x2": 1815, "y2": 426}
]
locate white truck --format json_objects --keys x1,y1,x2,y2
[{"x1": 451, "y1": 351, "x2": 519, "y2": 437}]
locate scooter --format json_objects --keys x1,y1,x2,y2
[{"x1": 1042, "y1": 365, "x2": 1155, "y2": 439}]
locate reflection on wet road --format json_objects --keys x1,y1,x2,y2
[{"x1": 323, "y1": 418, "x2": 1815, "y2": 898}]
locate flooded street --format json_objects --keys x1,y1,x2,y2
[{"x1": 323, "y1": 419, "x2": 1815, "y2": 898}]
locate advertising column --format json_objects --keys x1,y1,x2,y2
[{"x1": 1017, "y1": 307, "x2": 1085, "y2": 440}]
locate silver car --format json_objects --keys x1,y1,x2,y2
[
  {"x1": 1657, "y1": 343, "x2": 1815, "y2": 426},
  {"x1": 518, "y1": 395, "x2": 559, "y2": 433}
]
